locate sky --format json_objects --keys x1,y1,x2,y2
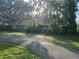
[
  {"x1": 23, "y1": 0, "x2": 29, "y2": 2},
  {"x1": 76, "y1": 2, "x2": 79, "y2": 23}
]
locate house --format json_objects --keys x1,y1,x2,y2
[{"x1": 0, "y1": 15, "x2": 67, "y2": 33}]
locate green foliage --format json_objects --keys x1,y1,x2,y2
[
  {"x1": 48, "y1": 21, "x2": 59, "y2": 33},
  {"x1": 26, "y1": 20, "x2": 39, "y2": 33},
  {"x1": 64, "y1": 0, "x2": 77, "y2": 33}
]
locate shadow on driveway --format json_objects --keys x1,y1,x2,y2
[{"x1": 27, "y1": 40, "x2": 54, "y2": 59}]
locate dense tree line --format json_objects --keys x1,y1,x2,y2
[
  {"x1": 0, "y1": 0, "x2": 78, "y2": 33},
  {"x1": 64, "y1": 0, "x2": 77, "y2": 33}
]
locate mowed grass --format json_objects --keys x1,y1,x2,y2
[
  {"x1": 0, "y1": 32, "x2": 25, "y2": 36},
  {"x1": 44, "y1": 34, "x2": 79, "y2": 51},
  {"x1": 77, "y1": 28, "x2": 79, "y2": 32},
  {"x1": 0, "y1": 41, "x2": 40, "y2": 59}
]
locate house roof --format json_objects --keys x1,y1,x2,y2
[{"x1": 11, "y1": 16, "x2": 48, "y2": 26}]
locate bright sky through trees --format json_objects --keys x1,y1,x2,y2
[
  {"x1": 23, "y1": 0, "x2": 29, "y2": 2},
  {"x1": 23, "y1": 0, "x2": 79, "y2": 23},
  {"x1": 76, "y1": 2, "x2": 79, "y2": 23}
]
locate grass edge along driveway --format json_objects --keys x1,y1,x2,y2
[{"x1": 44, "y1": 34, "x2": 79, "y2": 51}]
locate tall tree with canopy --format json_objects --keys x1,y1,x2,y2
[
  {"x1": 0, "y1": 0, "x2": 32, "y2": 25},
  {"x1": 45, "y1": 0, "x2": 78, "y2": 33},
  {"x1": 63, "y1": 0, "x2": 77, "y2": 33}
]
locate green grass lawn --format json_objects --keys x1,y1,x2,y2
[
  {"x1": 77, "y1": 28, "x2": 79, "y2": 32},
  {"x1": 44, "y1": 34, "x2": 79, "y2": 51},
  {"x1": 0, "y1": 41, "x2": 40, "y2": 59},
  {"x1": 0, "y1": 32, "x2": 25, "y2": 36}
]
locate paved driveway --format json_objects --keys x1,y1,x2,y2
[{"x1": 0, "y1": 35, "x2": 79, "y2": 59}]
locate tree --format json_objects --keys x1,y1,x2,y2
[
  {"x1": 27, "y1": 20, "x2": 38, "y2": 32},
  {"x1": 0, "y1": 0, "x2": 32, "y2": 25},
  {"x1": 64, "y1": 0, "x2": 77, "y2": 33},
  {"x1": 48, "y1": 0, "x2": 78, "y2": 33}
]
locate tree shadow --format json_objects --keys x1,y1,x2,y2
[
  {"x1": 27, "y1": 40, "x2": 54, "y2": 59},
  {"x1": 0, "y1": 32, "x2": 26, "y2": 51},
  {"x1": 0, "y1": 34, "x2": 26, "y2": 44}
]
